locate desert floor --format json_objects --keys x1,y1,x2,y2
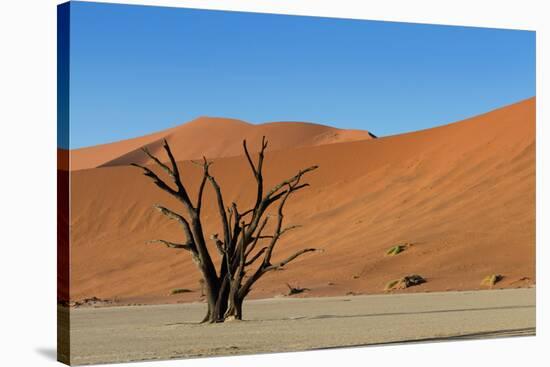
[{"x1": 64, "y1": 288, "x2": 535, "y2": 365}]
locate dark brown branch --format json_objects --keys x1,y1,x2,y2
[
  {"x1": 141, "y1": 147, "x2": 174, "y2": 178},
  {"x1": 206, "y1": 173, "x2": 231, "y2": 250},
  {"x1": 243, "y1": 137, "x2": 269, "y2": 211},
  {"x1": 238, "y1": 266, "x2": 263, "y2": 300},
  {"x1": 162, "y1": 139, "x2": 180, "y2": 180},
  {"x1": 240, "y1": 208, "x2": 255, "y2": 218},
  {"x1": 143, "y1": 143, "x2": 218, "y2": 286},
  {"x1": 264, "y1": 166, "x2": 318, "y2": 201},
  {"x1": 263, "y1": 186, "x2": 293, "y2": 266},
  {"x1": 132, "y1": 141, "x2": 194, "y2": 213},
  {"x1": 154, "y1": 204, "x2": 188, "y2": 225},
  {"x1": 229, "y1": 202, "x2": 242, "y2": 251},
  {"x1": 245, "y1": 217, "x2": 269, "y2": 259},
  {"x1": 233, "y1": 220, "x2": 248, "y2": 281},
  {"x1": 209, "y1": 234, "x2": 225, "y2": 256},
  {"x1": 245, "y1": 247, "x2": 267, "y2": 266},
  {"x1": 257, "y1": 136, "x2": 268, "y2": 172},
  {"x1": 131, "y1": 163, "x2": 178, "y2": 197},
  {"x1": 227, "y1": 206, "x2": 233, "y2": 236},
  {"x1": 148, "y1": 239, "x2": 193, "y2": 250},
  {"x1": 161, "y1": 140, "x2": 195, "y2": 212},
  {"x1": 265, "y1": 248, "x2": 317, "y2": 271},
  {"x1": 280, "y1": 224, "x2": 302, "y2": 236},
  {"x1": 193, "y1": 157, "x2": 212, "y2": 213},
  {"x1": 243, "y1": 140, "x2": 258, "y2": 177},
  {"x1": 153, "y1": 205, "x2": 194, "y2": 248}
]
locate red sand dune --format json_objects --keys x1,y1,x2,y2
[
  {"x1": 68, "y1": 98, "x2": 535, "y2": 304},
  {"x1": 70, "y1": 117, "x2": 376, "y2": 170}
]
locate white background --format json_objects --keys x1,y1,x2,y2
[{"x1": 0, "y1": 0, "x2": 547, "y2": 366}]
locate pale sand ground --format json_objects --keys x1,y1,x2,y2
[{"x1": 64, "y1": 288, "x2": 535, "y2": 365}]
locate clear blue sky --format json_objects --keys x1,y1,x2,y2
[{"x1": 64, "y1": 1, "x2": 535, "y2": 149}]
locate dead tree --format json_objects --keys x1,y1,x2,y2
[{"x1": 132, "y1": 137, "x2": 318, "y2": 323}]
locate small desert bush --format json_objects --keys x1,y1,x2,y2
[
  {"x1": 481, "y1": 274, "x2": 503, "y2": 287},
  {"x1": 385, "y1": 274, "x2": 426, "y2": 291},
  {"x1": 286, "y1": 283, "x2": 309, "y2": 296},
  {"x1": 385, "y1": 279, "x2": 400, "y2": 290},
  {"x1": 386, "y1": 244, "x2": 407, "y2": 256},
  {"x1": 170, "y1": 288, "x2": 192, "y2": 295}
]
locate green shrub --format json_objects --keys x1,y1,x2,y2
[{"x1": 386, "y1": 244, "x2": 407, "y2": 256}]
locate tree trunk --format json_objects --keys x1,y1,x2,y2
[
  {"x1": 213, "y1": 278, "x2": 230, "y2": 322},
  {"x1": 201, "y1": 273, "x2": 221, "y2": 323},
  {"x1": 200, "y1": 276, "x2": 242, "y2": 323},
  {"x1": 200, "y1": 302, "x2": 212, "y2": 323},
  {"x1": 224, "y1": 287, "x2": 243, "y2": 321},
  {"x1": 224, "y1": 297, "x2": 243, "y2": 321}
]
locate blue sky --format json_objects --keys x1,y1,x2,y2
[{"x1": 64, "y1": 1, "x2": 535, "y2": 149}]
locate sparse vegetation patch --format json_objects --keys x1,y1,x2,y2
[
  {"x1": 481, "y1": 274, "x2": 503, "y2": 287},
  {"x1": 386, "y1": 244, "x2": 408, "y2": 256},
  {"x1": 286, "y1": 283, "x2": 310, "y2": 296},
  {"x1": 170, "y1": 288, "x2": 192, "y2": 295},
  {"x1": 385, "y1": 275, "x2": 426, "y2": 291}
]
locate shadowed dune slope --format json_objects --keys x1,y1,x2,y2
[
  {"x1": 69, "y1": 98, "x2": 535, "y2": 304},
  {"x1": 70, "y1": 117, "x2": 376, "y2": 170}
]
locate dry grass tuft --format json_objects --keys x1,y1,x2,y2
[
  {"x1": 386, "y1": 244, "x2": 408, "y2": 256},
  {"x1": 170, "y1": 288, "x2": 192, "y2": 295},
  {"x1": 481, "y1": 274, "x2": 503, "y2": 287},
  {"x1": 385, "y1": 275, "x2": 426, "y2": 291}
]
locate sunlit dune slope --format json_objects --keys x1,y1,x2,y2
[
  {"x1": 70, "y1": 117, "x2": 376, "y2": 170},
  {"x1": 69, "y1": 98, "x2": 535, "y2": 304}
]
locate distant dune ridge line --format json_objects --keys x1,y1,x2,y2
[
  {"x1": 69, "y1": 117, "x2": 377, "y2": 171},
  {"x1": 68, "y1": 97, "x2": 535, "y2": 305}
]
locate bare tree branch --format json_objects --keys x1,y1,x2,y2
[
  {"x1": 232, "y1": 220, "x2": 248, "y2": 285},
  {"x1": 193, "y1": 157, "x2": 212, "y2": 213},
  {"x1": 161, "y1": 140, "x2": 195, "y2": 212},
  {"x1": 141, "y1": 147, "x2": 174, "y2": 178},
  {"x1": 263, "y1": 185, "x2": 293, "y2": 266},
  {"x1": 243, "y1": 139, "x2": 259, "y2": 177},
  {"x1": 264, "y1": 165, "x2": 318, "y2": 201},
  {"x1": 229, "y1": 202, "x2": 242, "y2": 251},
  {"x1": 245, "y1": 217, "x2": 269, "y2": 259},
  {"x1": 148, "y1": 239, "x2": 193, "y2": 250},
  {"x1": 209, "y1": 234, "x2": 225, "y2": 256},
  {"x1": 206, "y1": 171, "x2": 231, "y2": 250},
  {"x1": 243, "y1": 137, "x2": 269, "y2": 210},
  {"x1": 161, "y1": 139, "x2": 180, "y2": 181},
  {"x1": 280, "y1": 224, "x2": 302, "y2": 236},
  {"x1": 245, "y1": 247, "x2": 267, "y2": 266},
  {"x1": 133, "y1": 140, "x2": 194, "y2": 213},
  {"x1": 153, "y1": 205, "x2": 195, "y2": 249},
  {"x1": 265, "y1": 248, "x2": 317, "y2": 271},
  {"x1": 131, "y1": 163, "x2": 178, "y2": 197},
  {"x1": 240, "y1": 208, "x2": 255, "y2": 218}
]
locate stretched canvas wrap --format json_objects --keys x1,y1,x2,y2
[{"x1": 57, "y1": 1, "x2": 536, "y2": 365}]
